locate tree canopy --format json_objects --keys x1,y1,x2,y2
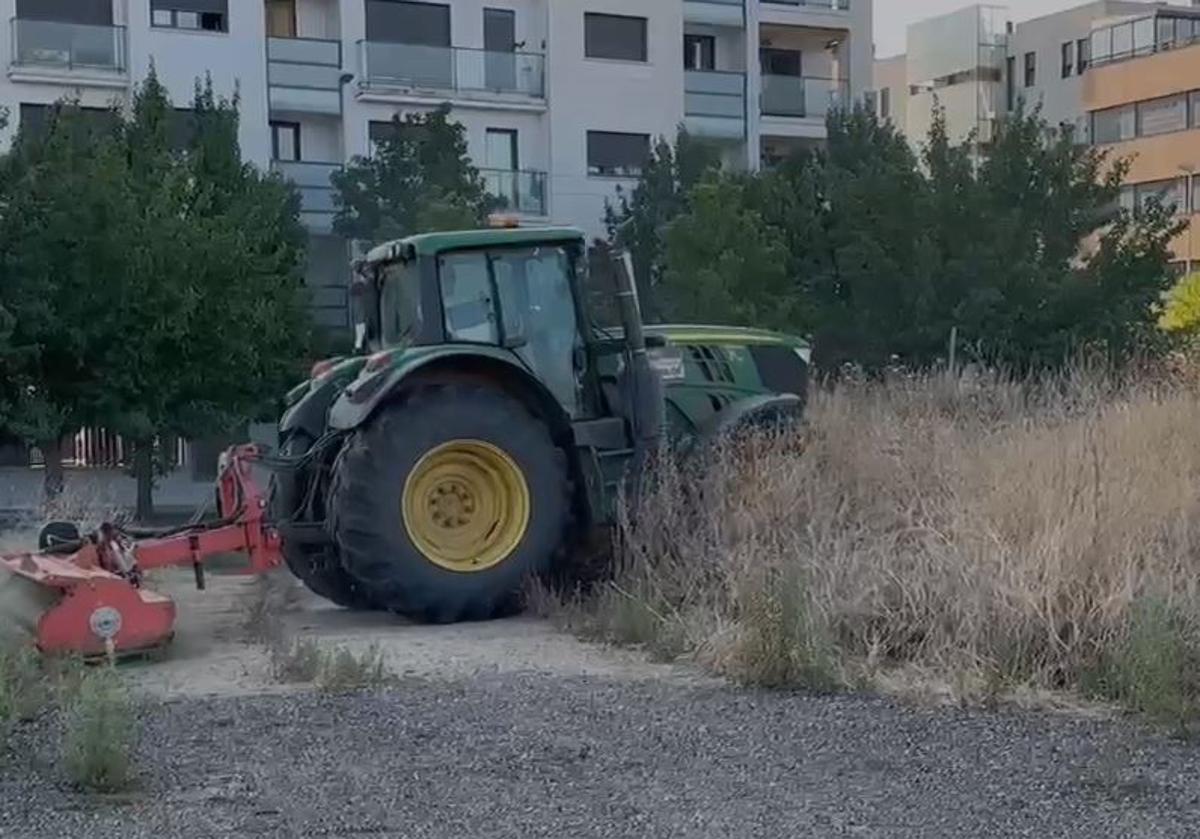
[
  {"x1": 653, "y1": 104, "x2": 1182, "y2": 373},
  {"x1": 331, "y1": 105, "x2": 495, "y2": 244},
  {"x1": 0, "y1": 71, "x2": 311, "y2": 514}
]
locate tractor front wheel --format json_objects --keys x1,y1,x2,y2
[{"x1": 328, "y1": 384, "x2": 569, "y2": 622}]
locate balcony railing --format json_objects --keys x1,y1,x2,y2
[
  {"x1": 761, "y1": 75, "x2": 848, "y2": 119},
  {"x1": 481, "y1": 168, "x2": 547, "y2": 217},
  {"x1": 10, "y1": 18, "x2": 127, "y2": 74},
  {"x1": 762, "y1": 0, "x2": 850, "y2": 9},
  {"x1": 272, "y1": 160, "x2": 341, "y2": 231},
  {"x1": 686, "y1": 70, "x2": 746, "y2": 119},
  {"x1": 268, "y1": 36, "x2": 344, "y2": 114},
  {"x1": 359, "y1": 42, "x2": 545, "y2": 99}
]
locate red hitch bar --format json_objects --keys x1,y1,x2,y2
[{"x1": 0, "y1": 444, "x2": 282, "y2": 657}]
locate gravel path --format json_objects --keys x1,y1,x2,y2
[{"x1": 2, "y1": 672, "x2": 1198, "y2": 838}]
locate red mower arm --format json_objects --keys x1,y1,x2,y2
[{"x1": 0, "y1": 444, "x2": 284, "y2": 657}]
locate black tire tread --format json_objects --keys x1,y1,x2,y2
[{"x1": 327, "y1": 384, "x2": 570, "y2": 622}]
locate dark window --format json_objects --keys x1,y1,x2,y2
[
  {"x1": 366, "y1": 0, "x2": 450, "y2": 45},
  {"x1": 880, "y1": 87, "x2": 891, "y2": 119},
  {"x1": 270, "y1": 121, "x2": 301, "y2": 160},
  {"x1": 761, "y1": 47, "x2": 802, "y2": 77},
  {"x1": 749, "y1": 345, "x2": 809, "y2": 397},
  {"x1": 684, "y1": 34, "x2": 715, "y2": 71},
  {"x1": 18, "y1": 102, "x2": 116, "y2": 138},
  {"x1": 1006, "y1": 55, "x2": 1015, "y2": 110},
  {"x1": 483, "y1": 8, "x2": 516, "y2": 89},
  {"x1": 150, "y1": 1, "x2": 229, "y2": 32},
  {"x1": 584, "y1": 13, "x2": 647, "y2": 62},
  {"x1": 1076, "y1": 37, "x2": 1090, "y2": 73},
  {"x1": 16, "y1": 0, "x2": 112, "y2": 24},
  {"x1": 1023, "y1": 51, "x2": 1035, "y2": 87},
  {"x1": 1061, "y1": 41, "x2": 1074, "y2": 78},
  {"x1": 586, "y1": 130, "x2": 649, "y2": 177}
]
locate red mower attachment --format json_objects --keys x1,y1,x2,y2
[{"x1": 0, "y1": 444, "x2": 282, "y2": 658}]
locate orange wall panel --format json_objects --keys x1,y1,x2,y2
[{"x1": 1085, "y1": 45, "x2": 1200, "y2": 111}]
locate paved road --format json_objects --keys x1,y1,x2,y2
[{"x1": 3, "y1": 673, "x2": 1198, "y2": 838}]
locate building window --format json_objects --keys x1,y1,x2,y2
[
  {"x1": 270, "y1": 121, "x2": 301, "y2": 161},
  {"x1": 584, "y1": 13, "x2": 647, "y2": 62},
  {"x1": 365, "y1": 1, "x2": 450, "y2": 45},
  {"x1": 586, "y1": 130, "x2": 650, "y2": 177},
  {"x1": 1091, "y1": 104, "x2": 1135, "y2": 144},
  {"x1": 684, "y1": 34, "x2": 715, "y2": 71},
  {"x1": 1136, "y1": 94, "x2": 1187, "y2": 137},
  {"x1": 880, "y1": 87, "x2": 891, "y2": 120},
  {"x1": 15, "y1": 0, "x2": 112, "y2": 24},
  {"x1": 1135, "y1": 178, "x2": 1187, "y2": 215},
  {"x1": 1112, "y1": 21, "x2": 1133, "y2": 59},
  {"x1": 150, "y1": 1, "x2": 228, "y2": 33},
  {"x1": 1006, "y1": 55, "x2": 1015, "y2": 110},
  {"x1": 1076, "y1": 37, "x2": 1090, "y2": 74},
  {"x1": 1061, "y1": 41, "x2": 1074, "y2": 78},
  {"x1": 266, "y1": 0, "x2": 296, "y2": 38},
  {"x1": 1133, "y1": 16, "x2": 1155, "y2": 56},
  {"x1": 1190, "y1": 92, "x2": 1200, "y2": 128},
  {"x1": 1023, "y1": 51, "x2": 1035, "y2": 87}
]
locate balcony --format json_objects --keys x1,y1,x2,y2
[
  {"x1": 761, "y1": 75, "x2": 847, "y2": 130},
  {"x1": 357, "y1": 42, "x2": 546, "y2": 110},
  {"x1": 759, "y1": 0, "x2": 851, "y2": 29},
  {"x1": 482, "y1": 169, "x2": 548, "y2": 217},
  {"x1": 9, "y1": 18, "x2": 127, "y2": 86},
  {"x1": 273, "y1": 160, "x2": 341, "y2": 234},
  {"x1": 685, "y1": 70, "x2": 747, "y2": 139},
  {"x1": 683, "y1": 0, "x2": 744, "y2": 28},
  {"x1": 268, "y1": 37, "x2": 344, "y2": 116}
]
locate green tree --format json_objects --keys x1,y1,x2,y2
[
  {"x1": 0, "y1": 73, "x2": 311, "y2": 516},
  {"x1": 603, "y1": 128, "x2": 721, "y2": 320},
  {"x1": 331, "y1": 105, "x2": 495, "y2": 244},
  {"x1": 0, "y1": 100, "x2": 130, "y2": 498},
  {"x1": 660, "y1": 175, "x2": 798, "y2": 331}
]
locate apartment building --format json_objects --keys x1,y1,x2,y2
[
  {"x1": 1084, "y1": 4, "x2": 1200, "y2": 273},
  {"x1": 1, "y1": 0, "x2": 870, "y2": 332},
  {"x1": 1006, "y1": 0, "x2": 1150, "y2": 139},
  {"x1": 871, "y1": 0, "x2": 1160, "y2": 149}
]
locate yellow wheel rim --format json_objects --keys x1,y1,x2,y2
[{"x1": 401, "y1": 439, "x2": 531, "y2": 573}]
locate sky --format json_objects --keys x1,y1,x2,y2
[{"x1": 874, "y1": 0, "x2": 1190, "y2": 58}]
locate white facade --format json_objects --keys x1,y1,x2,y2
[{"x1": 0, "y1": 0, "x2": 871, "y2": 331}]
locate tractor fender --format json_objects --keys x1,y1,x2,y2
[
  {"x1": 279, "y1": 376, "x2": 344, "y2": 442},
  {"x1": 327, "y1": 345, "x2": 571, "y2": 439},
  {"x1": 696, "y1": 392, "x2": 805, "y2": 446}
]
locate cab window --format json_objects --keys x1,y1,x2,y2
[{"x1": 438, "y1": 252, "x2": 498, "y2": 344}]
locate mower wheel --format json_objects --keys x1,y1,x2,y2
[
  {"x1": 328, "y1": 384, "x2": 570, "y2": 622},
  {"x1": 273, "y1": 432, "x2": 377, "y2": 610}
]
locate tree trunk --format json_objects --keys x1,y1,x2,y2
[
  {"x1": 133, "y1": 443, "x2": 155, "y2": 524},
  {"x1": 40, "y1": 436, "x2": 65, "y2": 507}
]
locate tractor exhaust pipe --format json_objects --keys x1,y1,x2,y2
[{"x1": 614, "y1": 250, "x2": 664, "y2": 459}]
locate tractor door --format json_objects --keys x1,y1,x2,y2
[{"x1": 438, "y1": 245, "x2": 586, "y2": 417}]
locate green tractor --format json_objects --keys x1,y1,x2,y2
[{"x1": 274, "y1": 226, "x2": 809, "y2": 620}]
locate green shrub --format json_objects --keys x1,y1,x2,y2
[{"x1": 64, "y1": 666, "x2": 135, "y2": 792}]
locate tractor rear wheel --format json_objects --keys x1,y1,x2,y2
[
  {"x1": 273, "y1": 432, "x2": 376, "y2": 610},
  {"x1": 328, "y1": 384, "x2": 569, "y2": 622}
]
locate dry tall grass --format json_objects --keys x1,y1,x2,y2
[{"x1": 569, "y1": 366, "x2": 1200, "y2": 724}]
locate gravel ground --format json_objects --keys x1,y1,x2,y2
[{"x1": 2, "y1": 673, "x2": 1199, "y2": 839}]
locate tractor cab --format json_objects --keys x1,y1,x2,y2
[{"x1": 345, "y1": 226, "x2": 642, "y2": 426}]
